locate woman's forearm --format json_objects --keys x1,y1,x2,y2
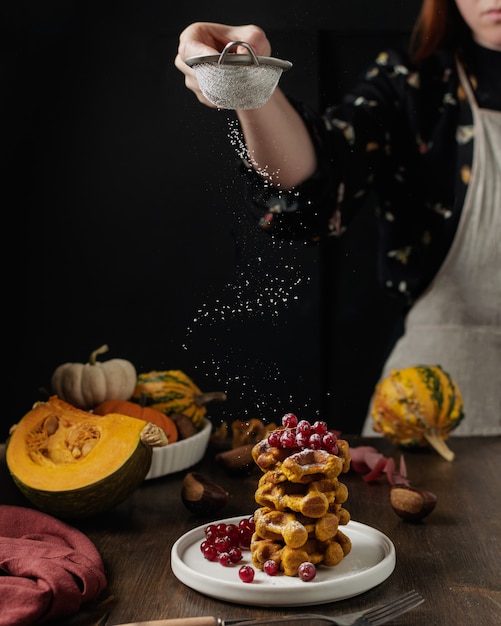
[
  {"x1": 175, "y1": 22, "x2": 317, "y2": 191},
  {"x1": 236, "y1": 88, "x2": 317, "y2": 191}
]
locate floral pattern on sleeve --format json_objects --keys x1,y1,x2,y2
[{"x1": 240, "y1": 47, "x2": 487, "y2": 304}]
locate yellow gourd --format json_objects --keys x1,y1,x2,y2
[
  {"x1": 370, "y1": 365, "x2": 464, "y2": 461},
  {"x1": 132, "y1": 370, "x2": 226, "y2": 429}
]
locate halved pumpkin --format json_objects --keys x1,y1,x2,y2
[{"x1": 6, "y1": 395, "x2": 167, "y2": 518}]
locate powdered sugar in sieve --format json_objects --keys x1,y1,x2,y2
[{"x1": 184, "y1": 41, "x2": 292, "y2": 110}]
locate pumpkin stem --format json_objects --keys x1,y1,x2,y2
[
  {"x1": 424, "y1": 428, "x2": 455, "y2": 462},
  {"x1": 141, "y1": 423, "x2": 169, "y2": 448},
  {"x1": 89, "y1": 344, "x2": 109, "y2": 365},
  {"x1": 194, "y1": 391, "x2": 227, "y2": 408}
]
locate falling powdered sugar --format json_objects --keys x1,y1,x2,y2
[{"x1": 179, "y1": 116, "x2": 319, "y2": 421}]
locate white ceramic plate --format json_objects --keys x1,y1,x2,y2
[
  {"x1": 171, "y1": 516, "x2": 396, "y2": 606},
  {"x1": 145, "y1": 418, "x2": 211, "y2": 479}
]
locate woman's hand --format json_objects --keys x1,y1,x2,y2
[{"x1": 174, "y1": 22, "x2": 271, "y2": 108}]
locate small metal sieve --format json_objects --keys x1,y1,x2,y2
[{"x1": 184, "y1": 41, "x2": 292, "y2": 110}]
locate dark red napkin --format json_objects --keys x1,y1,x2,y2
[{"x1": 0, "y1": 505, "x2": 107, "y2": 625}]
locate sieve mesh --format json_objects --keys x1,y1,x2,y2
[
  {"x1": 193, "y1": 63, "x2": 283, "y2": 110},
  {"x1": 185, "y1": 41, "x2": 292, "y2": 110}
]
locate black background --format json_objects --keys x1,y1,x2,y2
[{"x1": 2, "y1": 1, "x2": 420, "y2": 440}]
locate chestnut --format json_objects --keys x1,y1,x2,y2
[
  {"x1": 215, "y1": 444, "x2": 254, "y2": 474},
  {"x1": 181, "y1": 472, "x2": 229, "y2": 516},
  {"x1": 390, "y1": 484, "x2": 437, "y2": 522}
]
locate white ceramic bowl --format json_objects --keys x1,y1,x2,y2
[{"x1": 145, "y1": 418, "x2": 211, "y2": 480}]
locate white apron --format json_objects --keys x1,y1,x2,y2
[{"x1": 362, "y1": 61, "x2": 501, "y2": 437}]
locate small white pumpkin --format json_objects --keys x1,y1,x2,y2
[{"x1": 51, "y1": 344, "x2": 137, "y2": 410}]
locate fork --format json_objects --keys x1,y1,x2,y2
[
  {"x1": 111, "y1": 589, "x2": 424, "y2": 626},
  {"x1": 225, "y1": 590, "x2": 425, "y2": 626}
]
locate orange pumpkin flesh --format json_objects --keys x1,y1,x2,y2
[{"x1": 93, "y1": 399, "x2": 178, "y2": 443}]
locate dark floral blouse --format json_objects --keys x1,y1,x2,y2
[{"x1": 241, "y1": 42, "x2": 501, "y2": 306}]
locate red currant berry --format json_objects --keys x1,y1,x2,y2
[
  {"x1": 245, "y1": 515, "x2": 256, "y2": 537},
  {"x1": 214, "y1": 535, "x2": 232, "y2": 553},
  {"x1": 309, "y1": 433, "x2": 323, "y2": 449},
  {"x1": 218, "y1": 552, "x2": 233, "y2": 567},
  {"x1": 238, "y1": 565, "x2": 255, "y2": 583},
  {"x1": 238, "y1": 516, "x2": 255, "y2": 531},
  {"x1": 204, "y1": 524, "x2": 218, "y2": 541},
  {"x1": 201, "y1": 543, "x2": 218, "y2": 561},
  {"x1": 268, "y1": 430, "x2": 282, "y2": 448},
  {"x1": 267, "y1": 430, "x2": 282, "y2": 447},
  {"x1": 263, "y1": 559, "x2": 279, "y2": 576},
  {"x1": 295, "y1": 432, "x2": 310, "y2": 448},
  {"x1": 280, "y1": 429, "x2": 297, "y2": 448},
  {"x1": 312, "y1": 420, "x2": 328, "y2": 435},
  {"x1": 239, "y1": 527, "x2": 253, "y2": 549},
  {"x1": 282, "y1": 413, "x2": 298, "y2": 428},
  {"x1": 229, "y1": 547, "x2": 243, "y2": 563},
  {"x1": 225, "y1": 524, "x2": 240, "y2": 545},
  {"x1": 296, "y1": 419, "x2": 312, "y2": 434},
  {"x1": 297, "y1": 561, "x2": 317, "y2": 581},
  {"x1": 216, "y1": 523, "x2": 228, "y2": 536},
  {"x1": 322, "y1": 432, "x2": 338, "y2": 450}
]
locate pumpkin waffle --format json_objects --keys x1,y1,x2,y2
[
  {"x1": 252, "y1": 438, "x2": 351, "y2": 478},
  {"x1": 250, "y1": 529, "x2": 352, "y2": 576},
  {"x1": 253, "y1": 506, "x2": 341, "y2": 546},
  {"x1": 255, "y1": 475, "x2": 347, "y2": 518}
]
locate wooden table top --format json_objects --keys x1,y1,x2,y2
[{"x1": 1, "y1": 435, "x2": 500, "y2": 626}]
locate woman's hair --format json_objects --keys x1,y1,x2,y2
[{"x1": 410, "y1": 0, "x2": 472, "y2": 63}]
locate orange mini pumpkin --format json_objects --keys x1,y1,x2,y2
[{"x1": 93, "y1": 399, "x2": 178, "y2": 443}]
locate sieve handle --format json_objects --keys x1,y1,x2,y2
[{"x1": 218, "y1": 41, "x2": 260, "y2": 66}]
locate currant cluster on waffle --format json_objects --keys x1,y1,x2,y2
[{"x1": 250, "y1": 413, "x2": 352, "y2": 577}]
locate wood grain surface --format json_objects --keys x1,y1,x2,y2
[{"x1": 1, "y1": 435, "x2": 500, "y2": 626}]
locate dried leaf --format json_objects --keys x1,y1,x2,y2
[{"x1": 350, "y1": 446, "x2": 410, "y2": 486}]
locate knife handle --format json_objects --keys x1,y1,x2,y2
[{"x1": 113, "y1": 618, "x2": 219, "y2": 626}]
